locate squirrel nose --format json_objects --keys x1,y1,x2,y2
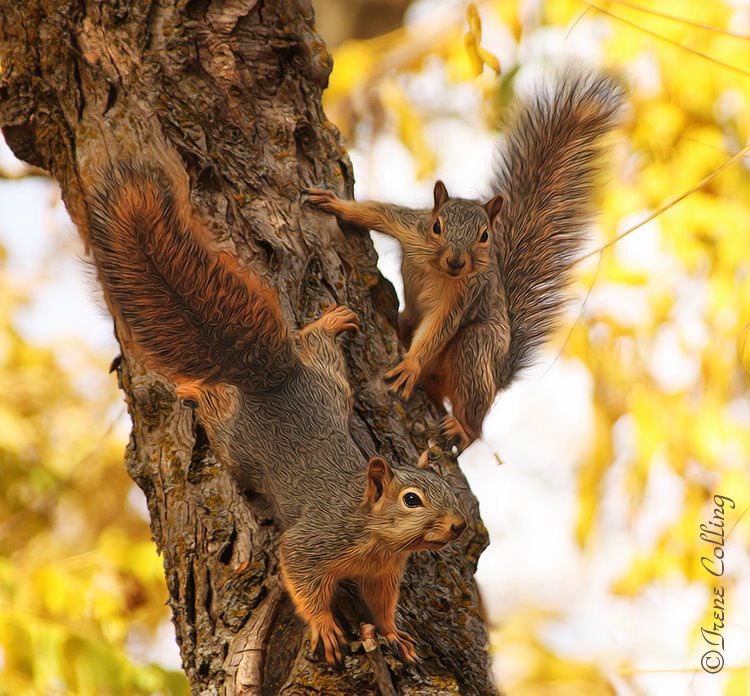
[
  {"x1": 451, "y1": 520, "x2": 467, "y2": 538},
  {"x1": 447, "y1": 256, "x2": 466, "y2": 271}
]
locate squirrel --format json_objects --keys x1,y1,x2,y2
[
  {"x1": 84, "y1": 161, "x2": 467, "y2": 667},
  {"x1": 306, "y1": 69, "x2": 624, "y2": 449}
]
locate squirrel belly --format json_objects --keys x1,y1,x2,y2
[
  {"x1": 85, "y1": 161, "x2": 467, "y2": 666},
  {"x1": 306, "y1": 68, "x2": 624, "y2": 450}
]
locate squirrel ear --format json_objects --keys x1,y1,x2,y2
[
  {"x1": 365, "y1": 455, "x2": 394, "y2": 504},
  {"x1": 483, "y1": 193, "x2": 504, "y2": 227},
  {"x1": 433, "y1": 180, "x2": 449, "y2": 210}
]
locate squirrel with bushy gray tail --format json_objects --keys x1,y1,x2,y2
[{"x1": 307, "y1": 69, "x2": 624, "y2": 449}]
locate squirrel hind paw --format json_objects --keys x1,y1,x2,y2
[
  {"x1": 440, "y1": 416, "x2": 472, "y2": 451},
  {"x1": 300, "y1": 305, "x2": 360, "y2": 340},
  {"x1": 320, "y1": 305, "x2": 361, "y2": 335},
  {"x1": 386, "y1": 630, "x2": 419, "y2": 664}
]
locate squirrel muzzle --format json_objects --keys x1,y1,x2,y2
[
  {"x1": 439, "y1": 249, "x2": 471, "y2": 278},
  {"x1": 418, "y1": 513, "x2": 467, "y2": 550}
]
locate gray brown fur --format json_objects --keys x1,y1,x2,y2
[
  {"x1": 493, "y1": 69, "x2": 624, "y2": 386},
  {"x1": 86, "y1": 163, "x2": 467, "y2": 666},
  {"x1": 306, "y1": 68, "x2": 624, "y2": 448}
]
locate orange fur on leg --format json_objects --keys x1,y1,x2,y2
[
  {"x1": 359, "y1": 571, "x2": 418, "y2": 663},
  {"x1": 280, "y1": 561, "x2": 348, "y2": 666}
]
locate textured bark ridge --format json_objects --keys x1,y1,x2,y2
[{"x1": 0, "y1": 1, "x2": 495, "y2": 693}]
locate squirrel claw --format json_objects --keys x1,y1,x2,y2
[
  {"x1": 385, "y1": 358, "x2": 420, "y2": 399},
  {"x1": 387, "y1": 630, "x2": 419, "y2": 663},
  {"x1": 440, "y1": 416, "x2": 471, "y2": 451},
  {"x1": 304, "y1": 187, "x2": 343, "y2": 213}
]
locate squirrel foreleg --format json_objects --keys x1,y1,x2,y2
[
  {"x1": 305, "y1": 188, "x2": 423, "y2": 247},
  {"x1": 387, "y1": 286, "x2": 465, "y2": 399},
  {"x1": 359, "y1": 572, "x2": 418, "y2": 663}
]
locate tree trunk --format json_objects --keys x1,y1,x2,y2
[{"x1": 0, "y1": 1, "x2": 495, "y2": 693}]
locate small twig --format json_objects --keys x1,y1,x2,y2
[
  {"x1": 361, "y1": 624, "x2": 398, "y2": 696},
  {"x1": 606, "y1": 0, "x2": 750, "y2": 40},
  {"x1": 544, "y1": 250, "x2": 604, "y2": 375},
  {"x1": 0, "y1": 164, "x2": 50, "y2": 179},
  {"x1": 580, "y1": 143, "x2": 750, "y2": 260},
  {"x1": 565, "y1": 6, "x2": 592, "y2": 40},
  {"x1": 583, "y1": 1, "x2": 750, "y2": 77}
]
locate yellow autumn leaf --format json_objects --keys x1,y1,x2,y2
[
  {"x1": 463, "y1": 32, "x2": 484, "y2": 77},
  {"x1": 477, "y1": 45, "x2": 501, "y2": 74},
  {"x1": 466, "y1": 3, "x2": 482, "y2": 38}
]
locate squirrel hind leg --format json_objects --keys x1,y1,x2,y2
[
  {"x1": 397, "y1": 309, "x2": 418, "y2": 348},
  {"x1": 297, "y1": 305, "x2": 360, "y2": 411},
  {"x1": 441, "y1": 415, "x2": 474, "y2": 450},
  {"x1": 420, "y1": 362, "x2": 449, "y2": 409},
  {"x1": 441, "y1": 379, "x2": 493, "y2": 449},
  {"x1": 442, "y1": 329, "x2": 498, "y2": 449},
  {"x1": 175, "y1": 380, "x2": 240, "y2": 426}
]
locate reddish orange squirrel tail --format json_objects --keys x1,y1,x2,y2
[{"x1": 87, "y1": 163, "x2": 295, "y2": 387}]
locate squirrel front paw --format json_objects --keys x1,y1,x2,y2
[
  {"x1": 311, "y1": 618, "x2": 349, "y2": 667},
  {"x1": 316, "y1": 305, "x2": 360, "y2": 336},
  {"x1": 386, "y1": 628, "x2": 419, "y2": 663},
  {"x1": 304, "y1": 187, "x2": 347, "y2": 215},
  {"x1": 385, "y1": 356, "x2": 421, "y2": 399}
]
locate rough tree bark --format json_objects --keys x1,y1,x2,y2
[{"x1": 0, "y1": 1, "x2": 496, "y2": 693}]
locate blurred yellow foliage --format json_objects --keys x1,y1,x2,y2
[
  {"x1": 2, "y1": 0, "x2": 750, "y2": 693},
  {"x1": 491, "y1": 615, "x2": 617, "y2": 695},
  {"x1": 0, "y1": 255, "x2": 187, "y2": 694}
]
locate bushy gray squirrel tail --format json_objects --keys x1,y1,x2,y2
[{"x1": 493, "y1": 69, "x2": 625, "y2": 386}]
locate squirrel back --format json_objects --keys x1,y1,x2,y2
[{"x1": 492, "y1": 70, "x2": 624, "y2": 387}]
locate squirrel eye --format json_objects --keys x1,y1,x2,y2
[
  {"x1": 479, "y1": 228, "x2": 489, "y2": 244},
  {"x1": 432, "y1": 219, "x2": 441, "y2": 235},
  {"x1": 403, "y1": 492, "x2": 424, "y2": 508}
]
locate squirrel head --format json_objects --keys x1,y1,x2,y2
[
  {"x1": 426, "y1": 180, "x2": 503, "y2": 280},
  {"x1": 361, "y1": 456, "x2": 467, "y2": 551}
]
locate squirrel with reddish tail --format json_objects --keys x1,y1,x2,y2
[
  {"x1": 84, "y1": 161, "x2": 467, "y2": 666},
  {"x1": 307, "y1": 69, "x2": 624, "y2": 449}
]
